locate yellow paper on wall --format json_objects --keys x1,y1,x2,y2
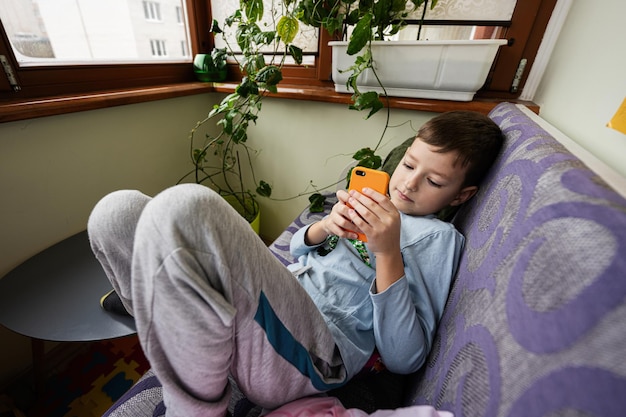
[{"x1": 607, "y1": 97, "x2": 626, "y2": 135}]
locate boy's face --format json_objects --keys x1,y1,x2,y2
[{"x1": 389, "y1": 138, "x2": 477, "y2": 216}]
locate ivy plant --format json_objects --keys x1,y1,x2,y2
[{"x1": 180, "y1": 0, "x2": 438, "y2": 219}]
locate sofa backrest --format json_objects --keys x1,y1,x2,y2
[{"x1": 405, "y1": 102, "x2": 626, "y2": 416}]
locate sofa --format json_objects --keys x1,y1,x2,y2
[{"x1": 103, "y1": 102, "x2": 626, "y2": 417}]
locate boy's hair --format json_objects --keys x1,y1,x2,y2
[{"x1": 416, "y1": 111, "x2": 504, "y2": 187}]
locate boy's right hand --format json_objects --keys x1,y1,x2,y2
[{"x1": 304, "y1": 190, "x2": 362, "y2": 245}]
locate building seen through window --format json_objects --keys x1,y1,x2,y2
[{"x1": 0, "y1": 0, "x2": 190, "y2": 64}]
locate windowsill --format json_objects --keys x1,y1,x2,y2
[
  {"x1": 0, "y1": 81, "x2": 539, "y2": 123},
  {"x1": 0, "y1": 83, "x2": 214, "y2": 123}
]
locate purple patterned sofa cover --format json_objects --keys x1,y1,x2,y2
[{"x1": 103, "y1": 102, "x2": 626, "y2": 417}]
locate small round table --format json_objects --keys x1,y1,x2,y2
[{"x1": 0, "y1": 231, "x2": 136, "y2": 392}]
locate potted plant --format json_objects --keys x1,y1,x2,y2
[
  {"x1": 178, "y1": 3, "x2": 311, "y2": 231},
  {"x1": 193, "y1": 47, "x2": 228, "y2": 82},
  {"x1": 298, "y1": 0, "x2": 507, "y2": 108},
  {"x1": 183, "y1": 0, "x2": 453, "y2": 230}
]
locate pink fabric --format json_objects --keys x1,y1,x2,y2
[{"x1": 265, "y1": 397, "x2": 453, "y2": 417}]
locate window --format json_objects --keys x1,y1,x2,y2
[
  {"x1": 150, "y1": 39, "x2": 167, "y2": 57},
  {"x1": 210, "y1": 0, "x2": 559, "y2": 98},
  {"x1": 0, "y1": 0, "x2": 557, "y2": 117},
  {"x1": 0, "y1": 0, "x2": 197, "y2": 99},
  {"x1": 143, "y1": 1, "x2": 162, "y2": 22}
]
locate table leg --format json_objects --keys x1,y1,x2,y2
[{"x1": 31, "y1": 338, "x2": 45, "y2": 396}]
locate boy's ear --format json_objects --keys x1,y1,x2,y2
[{"x1": 450, "y1": 186, "x2": 478, "y2": 207}]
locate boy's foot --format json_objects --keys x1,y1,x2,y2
[{"x1": 100, "y1": 290, "x2": 131, "y2": 316}]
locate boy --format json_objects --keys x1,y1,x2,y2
[{"x1": 88, "y1": 111, "x2": 503, "y2": 417}]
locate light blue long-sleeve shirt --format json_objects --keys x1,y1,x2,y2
[{"x1": 289, "y1": 212, "x2": 464, "y2": 377}]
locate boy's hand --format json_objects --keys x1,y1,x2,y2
[
  {"x1": 304, "y1": 189, "x2": 363, "y2": 245},
  {"x1": 305, "y1": 188, "x2": 404, "y2": 292},
  {"x1": 344, "y1": 187, "x2": 401, "y2": 255},
  {"x1": 346, "y1": 187, "x2": 404, "y2": 292}
]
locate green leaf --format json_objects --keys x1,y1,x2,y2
[
  {"x1": 236, "y1": 24, "x2": 250, "y2": 51},
  {"x1": 288, "y1": 45, "x2": 303, "y2": 65},
  {"x1": 225, "y1": 9, "x2": 242, "y2": 27},
  {"x1": 372, "y1": 0, "x2": 390, "y2": 22},
  {"x1": 386, "y1": 22, "x2": 406, "y2": 37},
  {"x1": 391, "y1": 0, "x2": 407, "y2": 12},
  {"x1": 256, "y1": 65, "x2": 283, "y2": 86},
  {"x1": 225, "y1": 108, "x2": 238, "y2": 123},
  {"x1": 345, "y1": 9, "x2": 360, "y2": 26},
  {"x1": 210, "y1": 48, "x2": 228, "y2": 70},
  {"x1": 277, "y1": 16, "x2": 299, "y2": 44},
  {"x1": 308, "y1": 193, "x2": 326, "y2": 212},
  {"x1": 232, "y1": 122, "x2": 248, "y2": 143},
  {"x1": 360, "y1": 0, "x2": 374, "y2": 10},
  {"x1": 221, "y1": 110, "x2": 238, "y2": 134},
  {"x1": 352, "y1": 148, "x2": 382, "y2": 169},
  {"x1": 242, "y1": 54, "x2": 265, "y2": 75},
  {"x1": 323, "y1": 15, "x2": 345, "y2": 34},
  {"x1": 350, "y1": 91, "x2": 383, "y2": 119},
  {"x1": 347, "y1": 13, "x2": 372, "y2": 55},
  {"x1": 296, "y1": 0, "x2": 330, "y2": 28},
  {"x1": 210, "y1": 19, "x2": 223, "y2": 34},
  {"x1": 352, "y1": 147, "x2": 376, "y2": 161},
  {"x1": 243, "y1": 0, "x2": 264, "y2": 22},
  {"x1": 236, "y1": 77, "x2": 259, "y2": 97},
  {"x1": 256, "y1": 180, "x2": 272, "y2": 197},
  {"x1": 210, "y1": 94, "x2": 236, "y2": 118},
  {"x1": 253, "y1": 30, "x2": 275, "y2": 45}
]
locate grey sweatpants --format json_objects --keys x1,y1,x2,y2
[{"x1": 87, "y1": 184, "x2": 347, "y2": 417}]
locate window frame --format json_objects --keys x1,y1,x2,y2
[
  {"x1": 0, "y1": 0, "x2": 209, "y2": 98},
  {"x1": 0, "y1": 0, "x2": 555, "y2": 121}
]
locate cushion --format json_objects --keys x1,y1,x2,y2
[
  {"x1": 381, "y1": 137, "x2": 414, "y2": 177},
  {"x1": 404, "y1": 102, "x2": 626, "y2": 417}
]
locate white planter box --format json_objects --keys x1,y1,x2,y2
[{"x1": 330, "y1": 39, "x2": 507, "y2": 101}]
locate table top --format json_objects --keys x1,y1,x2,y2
[{"x1": 0, "y1": 231, "x2": 136, "y2": 342}]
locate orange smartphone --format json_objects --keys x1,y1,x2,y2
[{"x1": 347, "y1": 167, "x2": 390, "y2": 241}]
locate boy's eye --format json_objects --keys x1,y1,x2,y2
[
  {"x1": 403, "y1": 162, "x2": 413, "y2": 170},
  {"x1": 428, "y1": 178, "x2": 442, "y2": 188}
]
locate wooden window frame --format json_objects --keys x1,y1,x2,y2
[{"x1": 0, "y1": 0, "x2": 555, "y2": 122}]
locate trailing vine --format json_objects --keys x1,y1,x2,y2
[{"x1": 179, "y1": 0, "x2": 438, "y2": 218}]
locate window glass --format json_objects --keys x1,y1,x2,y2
[
  {"x1": 210, "y1": 0, "x2": 318, "y2": 60},
  {"x1": 407, "y1": 0, "x2": 517, "y2": 21},
  {"x1": 362, "y1": 0, "x2": 517, "y2": 42},
  {"x1": 392, "y1": 25, "x2": 503, "y2": 41},
  {"x1": 0, "y1": 0, "x2": 191, "y2": 65}
]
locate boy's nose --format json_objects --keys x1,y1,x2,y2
[{"x1": 404, "y1": 175, "x2": 420, "y2": 192}]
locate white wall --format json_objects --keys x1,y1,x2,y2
[{"x1": 534, "y1": 0, "x2": 626, "y2": 177}]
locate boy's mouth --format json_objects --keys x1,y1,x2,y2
[{"x1": 396, "y1": 189, "x2": 413, "y2": 202}]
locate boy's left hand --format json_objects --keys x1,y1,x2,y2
[{"x1": 345, "y1": 187, "x2": 401, "y2": 255}]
